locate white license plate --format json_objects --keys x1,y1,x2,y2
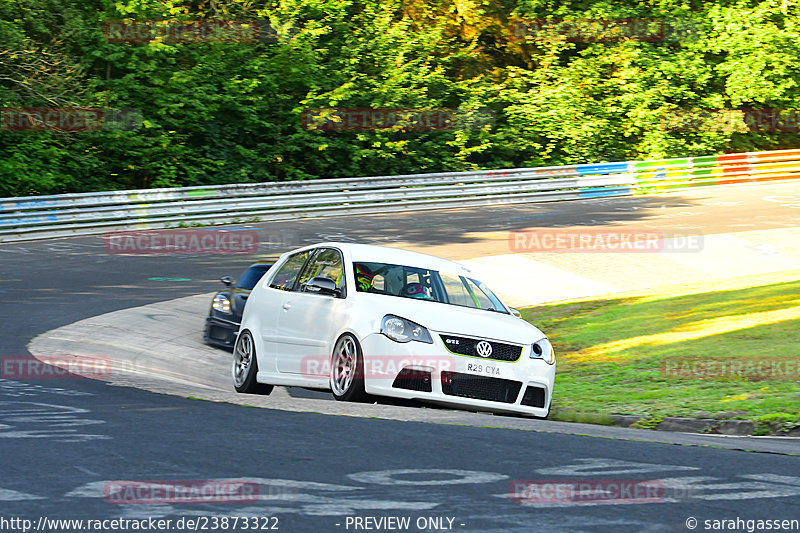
[{"x1": 465, "y1": 361, "x2": 501, "y2": 377}]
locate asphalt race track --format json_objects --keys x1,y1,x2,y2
[{"x1": 2, "y1": 181, "x2": 800, "y2": 533}]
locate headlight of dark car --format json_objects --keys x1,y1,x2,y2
[{"x1": 212, "y1": 294, "x2": 232, "y2": 314}]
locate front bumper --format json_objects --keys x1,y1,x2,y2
[
  {"x1": 203, "y1": 315, "x2": 240, "y2": 350},
  {"x1": 360, "y1": 332, "x2": 556, "y2": 417}
]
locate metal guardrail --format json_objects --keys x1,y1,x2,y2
[{"x1": 2, "y1": 148, "x2": 800, "y2": 242}]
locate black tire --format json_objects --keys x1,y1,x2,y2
[
  {"x1": 330, "y1": 334, "x2": 370, "y2": 402},
  {"x1": 232, "y1": 330, "x2": 273, "y2": 395}
]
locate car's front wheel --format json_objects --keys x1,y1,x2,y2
[
  {"x1": 232, "y1": 330, "x2": 273, "y2": 395},
  {"x1": 330, "y1": 334, "x2": 370, "y2": 402}
]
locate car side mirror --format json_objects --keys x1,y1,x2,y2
[
  {"x1": 304, "y1": 276, "x2": 341, "y2": 297},
  {"x1": 221, "y1": 276, "x2": 233, "y2": 287},
  {"x1": 510, "y1": 308, "x2": 522, "y2": 318}
]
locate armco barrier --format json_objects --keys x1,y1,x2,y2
[{"x1": 1, "y1": 148, "x2": 800, "y2": 242}]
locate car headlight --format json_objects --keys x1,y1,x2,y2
[
  {"x1": 531, "y1": 337, "x2": 555, "y2": 365},
  {"x1": 381, "y1": 315, "x2": 433, "y2": 344},
  {"x1": 212, "y1": 294, "x2": 232, "y2": 314}
]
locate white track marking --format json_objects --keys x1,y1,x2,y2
[
  {"x1": 0, "y1": 488, "x2": 45, "y2": 501},
  {"x1": 348, "y1": 469, "x2": 508, "y2": 486},
  {"x1": 535, "y1": 459, "x2": 699, "y2": 476}
]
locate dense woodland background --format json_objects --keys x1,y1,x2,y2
[{"x1": 1, "y1": 0, "x2": 799, "y2": 197}]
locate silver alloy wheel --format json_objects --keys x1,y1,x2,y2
[
  {"x1": 331, "y1": 336, "x2": 358, "y2": 396},
  {"x1": 232, "y1": 331, "x2": 254, "y2": 388}
]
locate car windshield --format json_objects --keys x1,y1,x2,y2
[
  {"x1": 236, "y1": 265, "x2": 272, "y2": 289},
  {"x1": 353, "y1": 261, "x2": 508, "y2": 314}
]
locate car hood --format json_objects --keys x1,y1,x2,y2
[{"x1": 357, "y1": 293, "x2": 546, "y2": 344}]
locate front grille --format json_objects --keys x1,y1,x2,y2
[
  {"x1": 521, "y1": 386, "x2": 546, "y2": 408},
  {"x1": 439, "y1": 335, "x2": 522, "y2": 362},
  {"x1": 441, "y1": 371, "x2": 522, "y2": 404},
  {"x1": 392, "y1": 369, "x2": 432, "y2": 393},
  {"x1": 210, "y1": 325, "x2": 233, "y2": 342}
]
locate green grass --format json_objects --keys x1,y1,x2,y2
[{"x1": 521, "y1": 270, "x2": 800, "y2": 430}]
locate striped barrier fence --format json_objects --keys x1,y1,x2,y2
[{"x1": 1, "y1": 148, "x2": 799, "y2": 243}]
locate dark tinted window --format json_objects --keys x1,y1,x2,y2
[{"x1": 235, "y1": 265, "x2": 272, "y2": 290}]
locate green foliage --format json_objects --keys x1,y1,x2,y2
[
  {"x1": 753, "y1": 412, "x2": 799, "y2": 435},
  {"x1": 2, "y1": 0, "x2": 800, "y2": 196},
  {"x1": 550, "y1": 408, "x2": 616, "y2": 425},
  {"x1": 630, "y1": 416, "x2": 663, "y2": 430},
  {"x1": 520, "y1": 272, "x2": 800, "y2": 427}
]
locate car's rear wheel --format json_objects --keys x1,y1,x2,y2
[
  {"x1": 330, "y1": 334, "x2": 369, "y2": 402},
  {"x1": 232, "y1": 330, "x2": 273, "y2": 395}
]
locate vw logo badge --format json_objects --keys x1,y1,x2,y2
[{"x1": 476, "y1": 341, "x2": 493, "y2": 358}]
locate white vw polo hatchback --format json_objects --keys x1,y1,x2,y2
[{"x1": 232, "y1": 242, "x2": 555, "y2": 417}]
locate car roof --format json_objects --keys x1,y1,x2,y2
[
  {"x1": 247, "y1": 262, "x2": 274, "y2": 268},
  {"x1": 293, "y1": 242, "x2": 473, "y2": 275}
]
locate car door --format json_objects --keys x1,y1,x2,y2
[
  {"x1": 259, "y1": 250, "x2": 312, "y2": 372},
  {"x1": 276, "y1": 247, "x2": 348, "y2": 376}
]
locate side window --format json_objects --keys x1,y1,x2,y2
[
  {"x1": 383, "y1": 266, "x2": 405, "y2": 295},
  {"x1": 298, "y1": 248, "x2": 344, "y2": 291},
  {"x1": 269, "y1": 251, "x2": 310, "y2": 291},
  {"x1": 440, "y1": 272, "x2": 473, "y2": 307},
  {"x1": 354, "y1": 262, "x2": 386, "y2": 293},
  {"x1": 463, "y1": 277, "x2": 494, "y2": 310}
]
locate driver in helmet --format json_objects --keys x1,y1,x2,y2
[{"x1": 401, "y1": 282, "x2": 433, "y2": 300}]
